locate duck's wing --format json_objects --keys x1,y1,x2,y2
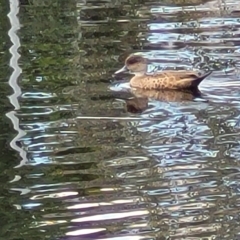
[{"x1": 165, "y1": 70, "x2": 212, "y2": 88}]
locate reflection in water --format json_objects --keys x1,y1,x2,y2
[
  {"x1": 124, "y1": 88, "x2": 204, "y2": 113},
  {"x1": 6, "y1": 0, "x2": 27, "y2": 168},
  {"x1": 2, "y1": 0, "x2": 240, "y2": 239}
]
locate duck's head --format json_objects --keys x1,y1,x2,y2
[{"x1": 115, "y1": 54, "x2": 148, "y2": 75}]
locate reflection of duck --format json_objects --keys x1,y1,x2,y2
[
  {"x1": 115, "y1": 54, "x2": 211, "y2": 90},
  {"x1": 125, "y1": 88, "x2": 203, "y2": 113},
  {"x1": 131, "y1": 88, "x2": 202, "y2": 101}
]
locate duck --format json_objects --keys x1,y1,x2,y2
[{"x1": 114, "y1": 54, "x2": 211, "y2": 90}]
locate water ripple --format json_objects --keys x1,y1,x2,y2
[{"x1": 4, "y1": 0, "x2": 240, "y2": 239}]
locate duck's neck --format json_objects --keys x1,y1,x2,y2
[{"x1": 133, "y1": 71, "x2": 145, "y2": 76}]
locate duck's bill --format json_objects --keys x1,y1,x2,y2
[{"x1": 115, "y1": 65, "x2": 128, "y2": 74}]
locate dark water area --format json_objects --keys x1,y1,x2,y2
[{"x1": 2, "y1": 0, "x2": 240, "y2": 239}]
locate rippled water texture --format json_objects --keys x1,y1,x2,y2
[{"x1": 2, "y1": 0, "x2": 240, "y2": 239}]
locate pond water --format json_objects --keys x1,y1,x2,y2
[{"x1": 2, "y1": 0, "x2": 240, "y2": 239}]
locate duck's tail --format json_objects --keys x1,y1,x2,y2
[{"x1": 191, "y1": 70, "x2": 212, "y2": 88}]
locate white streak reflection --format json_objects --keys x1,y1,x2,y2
[{"x1": 6, "y1": 0, "x2": 27, "y2": 169}]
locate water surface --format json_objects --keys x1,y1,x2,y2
[{"x1": 2, "y1": 0, "x2": 240, "y2": 239}]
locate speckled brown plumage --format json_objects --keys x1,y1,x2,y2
[
  {"x1": 130, "y1": 70, "x2": 211, "y2": 90},
  {"x1": 115, "y1": 54, "x2": 212, "y2": 90}
]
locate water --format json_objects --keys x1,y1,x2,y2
[{"x1": 2, "y1": 0, "x2": 240, "y2": 239}]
